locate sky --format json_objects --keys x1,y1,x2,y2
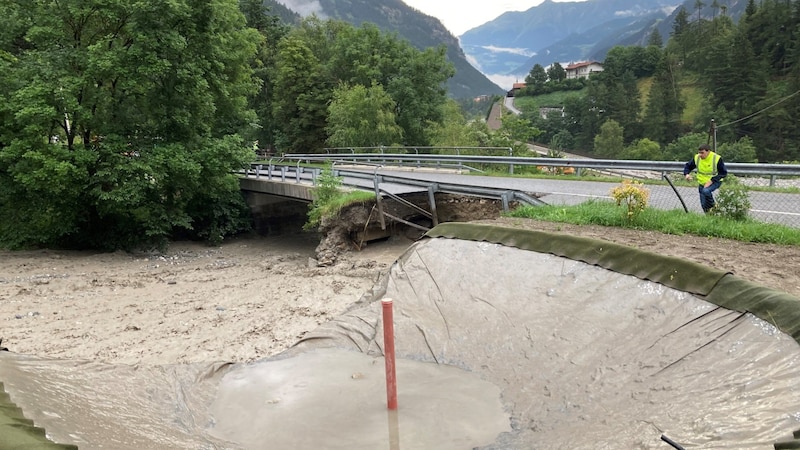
[{"x1": 401, "y1": 0, "x2": 580, "y2": 36}]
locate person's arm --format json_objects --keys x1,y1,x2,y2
[
  {"x1": 711, "y1": 159, "x2": 728, "y2": 182},
  {"x1": 683, "y1": 159, "x2": 696, "y2": 180}
]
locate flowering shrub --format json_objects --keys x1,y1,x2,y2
[
  {"x1": 610, "y1": 179, "x2": 649, "y2": 222},
  {"x1": 711, "y1": 175, "x2": 751, "y2": 221}
]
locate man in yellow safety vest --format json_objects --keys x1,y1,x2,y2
[{"x1": 683, "y1": 144, "x2": 728, "y2": 213}]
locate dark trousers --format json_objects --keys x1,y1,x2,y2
[{"x1": 698, "y1": 181, "x2": 721, "y2": 212}]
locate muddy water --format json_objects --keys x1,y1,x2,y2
[{"x1": 209, "y1": 348, "x2": 510, "y2": 449}]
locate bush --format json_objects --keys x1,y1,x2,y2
[
  {"x1": 610, "y1": 179, "x2": 650, "y2": 222},
  {"x1": 304, "y1": 165, "x2": 344, "y2": 231},
  {"x1": 711, "y1": 174, "x2": 750, "y2": 221}
]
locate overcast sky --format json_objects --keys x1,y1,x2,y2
[{"x1": 401, "y1": 0, "x2": 584, "y2": 36}]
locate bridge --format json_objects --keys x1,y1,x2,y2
[
  {"x1": 239, "y1": 161, "x2": 544, "y2": 238},
  {"x1": 239, "y1": 151, "x2": 800, "y2": 237}
]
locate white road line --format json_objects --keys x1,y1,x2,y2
[
  {"x1": 751, "y1": 209, "x2": 800, "y2": 217},
  {"x1": 549, "y1": 192, "x2": 613, "y2": 200}
]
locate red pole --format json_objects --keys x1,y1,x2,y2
[{"x1": 382, "y1": 298, "x2": 398, "y2": 410}]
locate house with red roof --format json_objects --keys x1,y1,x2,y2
[{"x1": 565, "y1": 61, "x2": 604, "y2": 79}]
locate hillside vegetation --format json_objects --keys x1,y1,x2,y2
[{"x1": 510, "y1": 1, "x2": 800, "y2": 164}]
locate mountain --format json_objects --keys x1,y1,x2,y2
[
  {"x1": 459, "y1": 0, "x2": 748, "y2": 81},
  {"x1": 264, "y1": 0, "x2": 505, "y2": 98},
  {"x1": 459, "y1": 0, "x2": 684, "y2": 78}
]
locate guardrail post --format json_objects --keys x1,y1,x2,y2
[
  {"x1": 255, "y1": 164, "x2": 261, "y2": 178},
  {"x1": 501, "y1": 192, "x2": 510, "y2": 211},
  {"x1": 280, "y1": 166, "x2": 286, "y2": 182},
  {"x1": 374, "y1": 173, "x2": 386, "y2": 230},
  {"x1": 427, "y1": 184, "x2": 439, "y2": 226}
]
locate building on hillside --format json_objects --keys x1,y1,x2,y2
[
  {"x1": 506, "y1": 82, "x2": 527, "y2": 97},
  {"x1": 538, "y1": 107, "x2": 564, "y2": 119},
  {"x1": 565, "y1": 61, "x2": 604, "y2": 79}
]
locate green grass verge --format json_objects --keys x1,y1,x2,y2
[
  {"x1": 305, "y1": 190, "x2": 376, "y2": 231},
  {"x1": 506, "y1": 200, "x2": 800, "y2": 246},
  {"x1": 512, "y1": 88, "x2": 587, "y2": 112}
]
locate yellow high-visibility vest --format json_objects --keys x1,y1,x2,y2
[{"x1": 694, "y1": 151, "x2": 720, "y2": 185}]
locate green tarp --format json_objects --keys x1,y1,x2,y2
[{"x1": 0, "y1": 381, "x2": 78, "y2": 450}]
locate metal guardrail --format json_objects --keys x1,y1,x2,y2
[
  {"x1": 241, "y1": 162, "x2": 545, "y2": 209},
  {"x1": 280, "y1": 153, "x2": 800, "y2": 180},
  {"x1": 245, "y1": 153, "x2": 800, "y2": 229}
]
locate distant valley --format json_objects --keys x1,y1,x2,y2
[
  {"x1": 268, "y1": 0, "x2": 747, "y2": 96},
  {"x1": 459, "y1": 0, "x2": 747, "y2": 88}
]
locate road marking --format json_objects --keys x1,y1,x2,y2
[
  {"x1": 549, "y1": 192, "x2": 613, "y2": 200},
  {"x1": 751, "y1": 209, "x2": 800, "y2": 217}
]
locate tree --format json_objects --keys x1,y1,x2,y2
[
  {"x1": 643, "y1": 54, "x2": 685, "y2": 147},
  {"x1": 239, "y1": 0, "x2": 290, "y2": 152},
  {"x1": 0, "y1": 0, "x2": 259, "y2": 249},
  {"x1": 427, "y1": 100, "x2": 481, "y2": 147},
  {"x1": 717, "y1": 137, "x2": 758, "y2": 163},
  {"x1": 745, "y1": 0, "x2": 758, "y2": 18},
  {"x1": 671, "y1": 6, "x2": 691, "y2": 63},
  {"x1": 500, "y1": 114, "x2": 542, "y2": 144},
  {"x1": 272, "y1": 34, "x2": 330, "y2": 152},
  {"x1": 711, "y1": 0, "x2": 720, "y2": 20},
  {"x1": 280, "y1": 19, "x2": 453, "y2": 148},
  {"x1": 546, "y1": 62, "x2": 567, "y2": 83},
  {"x1": 648, "y1": 28, "x2": 664, "y2": 48},
  {"x1": 550, "y1": 130, "x2": 574, "y2": 151},
  {"x1": 594, "y1": 120, "x2": 625, "y2": 158},
  {"x1": 326, "y1": 83, "x2": 403, "y2": 148},
  {"x1": 525, "y1": 64, "x2": 548, "y2": 94},
  {"x1": 621, "y1": 138, "x2": 662, "y2": 160},
  {"x1": 694, "y1": 0, "x2": 706, "y2": 22}
]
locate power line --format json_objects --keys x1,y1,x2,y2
[{"x1": 716, "y1": 88, "x2": 800, "y2": 128}]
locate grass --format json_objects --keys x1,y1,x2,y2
[
  {"x1": 506, "y1": 200, "x2": 800, "y2": 246},
  {"x1": 305, "y1": 190, "x2": 376, "y2": 229},
  {"x1": 515, "y1": 74, "x2": 704, "y2": 126},
  {"x1": 512, "y1": 88, "x2": 587, "y2": 111}
]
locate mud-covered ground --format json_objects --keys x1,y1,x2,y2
[{"x1": 1, "y1": 211, "x2": 798, "y2": 365}]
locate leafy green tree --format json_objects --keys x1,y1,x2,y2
[
  {"x1": 593, "y1": 120, "x2": 625, "y2": 158},
  {"x1": 326, "y1": 83, "x2": 403, "y2": 148},
  {"x1": 383, "y1": 43, "x2": 453, "y2": 146},
  {"x1": 0, "y1": 0, "x2": 259, "y2": 250},
  {"x1": 562, "y1": 93, "x2": 603, "y2": 151},
  {"x1": 500, "y1": 114, "x2": 542, "y2": 144},
  {"x1": 239, "y1": 0, "x2": 290, "y2": 152},
  {"x1": 427, "y1": 100, "x2": 481, "y2": 147},
  {"x1": 272, "y1": 34, "x2": 330, "y2": 152},
  {"x1": 662, "y1": 133, "x2": 709, "y2": 161},
  {"x1": 717, "y1": 137, "x2": 758, "y2": 163},
  {"x1": 278, "y1": 19, "x2": 453, "y2": 149},
  {"x1": 546, "y1": 63, "x2": 567, "y2": 83},
  {"x1": 620, "y1": 138, "x2": 662, "y2": 160},
  {"x1": 550, "y1": 130, "x2": 574, "y2": 151},
  {"x1": 525, "y1": 64, "x2": 548, "y2": 94}
]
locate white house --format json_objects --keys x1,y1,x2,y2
[{"x1": 565, "y1": 61, "x2": 604, "y2": 79}]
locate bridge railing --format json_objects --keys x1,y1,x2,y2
[
  {"x1": 244, "y1": 154, "x2": 800, "y2": 228},
  {"x1": 276, "y1": 152, "x2": 800, "y2": 182},
  {"x1": 241, "y1": 161, "x2": 545, "y2": 210}
]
